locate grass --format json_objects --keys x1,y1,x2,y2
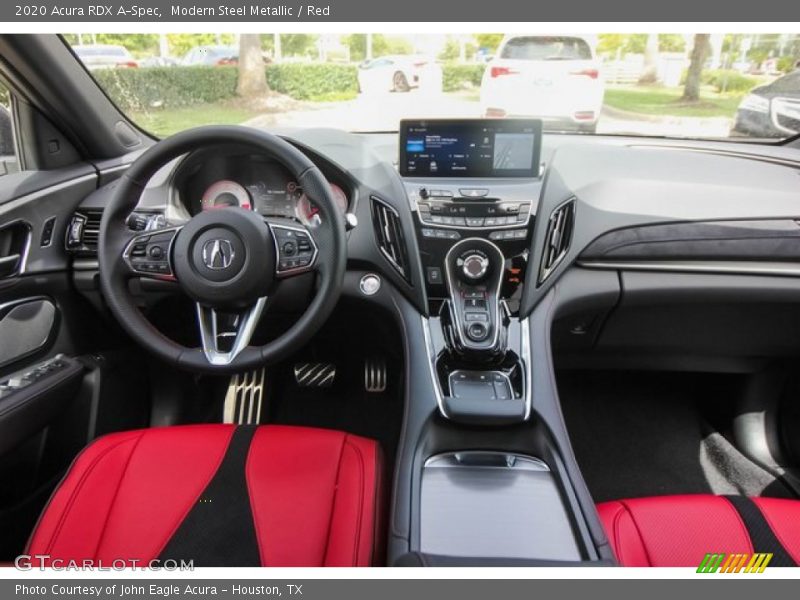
[
  {"x1": 604, "y1": 85, "x2": 744, "y2": 119},
  {"x1": 129, "y1": 102, "x2": 262, "y2": 138}
]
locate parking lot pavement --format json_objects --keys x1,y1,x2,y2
[{"x1": 245, "y1": 89, "x2": 734, "y2": 138}]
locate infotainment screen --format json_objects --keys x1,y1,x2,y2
[{"x1": 399, "y1": 119, "x2": 542, "y2": 178}]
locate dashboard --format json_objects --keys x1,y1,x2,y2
[{"x1": 176, "y1": 150, "x2": 350, "y2": 225}]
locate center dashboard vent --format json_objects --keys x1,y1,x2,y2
[
  {"x1": 371, "y1": 196, "x2": 410, "y2": 282},
  {"x1": 538, "y1": 198, "x2": 576, "y2": 284}
]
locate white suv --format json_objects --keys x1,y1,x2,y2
[{"x1": 480, "y1": 35, "x2": 604, "y2": 133}]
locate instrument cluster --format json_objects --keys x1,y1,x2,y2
[{"x1": 182, "y1": 153, "x2": 349, "y2": 226}]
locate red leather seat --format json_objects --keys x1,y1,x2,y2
[
  {"x1": 597, "y1": 495, "x2": 800, "y2": 567},
  {"x1": 28, "y1": 424, "x2": 384, "y2": 567}
]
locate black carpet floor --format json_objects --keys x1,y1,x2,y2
[{"x1": 558, "y1": 370, "x2": 794, "y2": 503}]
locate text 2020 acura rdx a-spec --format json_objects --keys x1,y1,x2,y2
[{"x1": 1, "y1": 34, "x2": 800, "y2": 568}]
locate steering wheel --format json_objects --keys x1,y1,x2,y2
[{"x1": 98, "y1": 126, "x2": 347, "y2": 374}]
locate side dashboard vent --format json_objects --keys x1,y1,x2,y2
[
  {"x1": 66, "y1": 209, "x2": 103, "y2": 253},
  {"x1": 371, "y1": 196, "x2": 410, "y2": 281},
  {"x1": 539, "y1": 199, "x2": 576, "y2": 284}
]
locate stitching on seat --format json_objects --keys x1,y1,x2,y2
[
  {"x1": 152, "y1": 426, "x2": 236, "y2": 558},
  {"x1": 321, "y1": 433, "x2": 347, "y2": 566},
  {"x1": 44, "y1": 432, "x2": 144, "y2": 555},
  {"x1": 721, "y1": 497, "x2": 755, "y2": 555},
  {"x1": 344, "y1": 436, "x2": 365, "y2": 567},
  {"x1": 92, "y1": 430, "x2": 147, "y2": 558},
  {"x1": 751, "y1": 500, "x2": 797, "y2": 563},
  {"x1": 618, "y1": 500, "x2": 655, "y2": 567}
]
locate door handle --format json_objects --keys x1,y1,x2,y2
[{"x1": 0, "y1": 254, "x2": 20, "y2": 278}]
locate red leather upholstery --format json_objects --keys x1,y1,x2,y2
[
  {"x1": 28, "y1": 425, "x2": 383, "y2": 567},
  {"x1": 597, "y1": 495, "x2": 800, "y2": 566}
]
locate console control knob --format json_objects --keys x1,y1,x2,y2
[
  {"x1": 466, "y1": 321, "x2": 489, "y2": 342},
  {"x1": 461, "y1": 254, "x2": 489, "y2": 281}
]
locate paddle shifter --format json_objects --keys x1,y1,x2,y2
[{"x1": 443, "y1": 238, "x2": 508, "y2": 358}]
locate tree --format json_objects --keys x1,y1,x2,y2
[
  {"x1": 682, "y1": 34, "x2": 711, "y2": 102},
  {"x1": 638, "y1": 33, "x2": 659, "y2": 84},
  {"x1": 237, "y1": 34, "x2": 268, "y2": 98},
  {"x1": 475, "y1": 34, "x2": 504, "y2": 54}
]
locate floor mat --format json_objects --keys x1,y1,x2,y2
[
  {"x1": 267, "y1": 353, "x2": 404, "y2": 472},
  {"x1": 558, "y1": 370, "x2": 794, "y2": 503}
]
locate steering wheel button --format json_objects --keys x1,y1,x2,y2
[
  {"x1": 149, "y1": 246, "x2": 164, "y2": 259},
  {"x1": 282, "y1": 241, "x2": 297, "y2": 256}
]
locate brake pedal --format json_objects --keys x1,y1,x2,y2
[
  {"x1": 293, "y1": 363, "x2": 336, "y2": 388},
  {"x1": 364, "y1": 357, "x2": 387, "y2": 393},
  {"x1": 223, "y1": 368, "x2": 266, "y2": 424}
]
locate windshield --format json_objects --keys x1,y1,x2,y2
[{"x1": 64, "y1": 32, "x2": 800, "y2": 140}]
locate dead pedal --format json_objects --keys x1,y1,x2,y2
[
  {"x1": 293, "y1": 362, "x2": 336, "y2": 388},
  {"x1": 364, "y1": 357, "x2": 387, "y2": 393},
  {"x1": 223, "y1": 368, "x2": 266, "y2": 424}
]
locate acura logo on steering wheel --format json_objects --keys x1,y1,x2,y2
[{"x1": 201, "y1": 238, "x2": 235, "y2": 270}]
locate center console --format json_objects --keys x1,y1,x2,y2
[
  {"x1": 400, "y1": 118, "x2": 542, "y2": 424},
  {"x1": 394, "y1": 119, "x2": 603, "y2": 565}
]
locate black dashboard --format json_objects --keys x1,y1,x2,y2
[{"x1": 67, "y1": 123, "x2": 800, "y2": 324}]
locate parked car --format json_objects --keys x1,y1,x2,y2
[
  {"x1": 732, "y1": 70, "x2": 800, "y2": 137},
  {"x1": 181, "y1": 45, "x2": 238, "y2": 66},
  {"x1": 138, "y1": 56, "x2": 180, "y2": 68},
  {"x1": 480, "y1": 35, "x2": 604, "y2": 132},
  {"x1": 72, "y1": 44, "x2": 138, "y2": 70},
  {"x1": 358, "y1": 55, "x2": 442, "y2": 93}
]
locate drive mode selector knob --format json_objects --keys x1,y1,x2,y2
[
  {"x1": 461, "y1": 253, "x2": 489, "y2": 281},
  {"x1": 466, "y1": 321, "x2": 489, "y2": 342}
]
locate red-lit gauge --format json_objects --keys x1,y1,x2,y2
[
  {"x1": 201, "y1": 180, "x2": 251, "y2": 212},
  {"x1": 296, "y1": 183, "x2": 348, "y2": 222}
]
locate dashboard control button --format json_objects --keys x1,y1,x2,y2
[
  {"x1": 466, "y1": 321, "x2": 489, "y2": 342},
  {"x1": 459, "y1": 188, "x2": 489, "y2": 198},
  {"x1": 465, "y1": 312, "x2": 489, "y2": 322},
  {"x1": 465, "y1": 217, "x2": 484, "y2": 227},
  {"x1": 426, "y1": 267, "x2": 443, "y2": 284},
  {"x1": 421, "y1": 228, "x2": 435, "y2": 238},
  {"x1": 484, "y1": 217, "x2": 498, "y2": 227},
  {"x1": 359, "y1": 273, "x2": 381, "y2": 296},
  {"x1": 430, "y1": 216, "x2": 444, "y2": 224}
]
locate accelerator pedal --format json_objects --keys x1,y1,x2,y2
[
  {"x1": 364, "y1": 357, "x2": 388, "y2": 393},
  {"x1": 293, "y1": 362, "x2": 336, "y2": 388},
  {"x1": 223, "y1": 368, "x2": 266, "y2": 424}
]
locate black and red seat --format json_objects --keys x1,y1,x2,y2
[
  {"x1": 597, "y1": 494, "x2": 800, "y2": 567},
  {"x1": 27, "y1": 424, "x2": 383, "y2": 567}
]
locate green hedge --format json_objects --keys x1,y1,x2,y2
[
  {"x1": 94, "y1": 66, "x2": 238, "y2": 111},
  {"x1": 94, "y1": 63, "x2": 359, "y2": 111},
  {"x1": 442, "y1": 64, "x2": 485, "y2": 92},
  {"x1": 265, "y1": 64, "x2": 358, "y2": 101},
  {"x1": 702, "y1": 70, "x2": 762, "y2": 94}
]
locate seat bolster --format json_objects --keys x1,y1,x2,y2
[
  {"x1": 324, "y1": 434, "x2": 383, "y2": 566},
  {"x1": 596, "y1": 501, "x2": 651, "y2": 567},
  {"x1": 26, "y1": 430, "x2": 146, "y2": 560}
]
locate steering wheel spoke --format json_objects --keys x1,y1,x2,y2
[
  {"x1": 195, "y1": 297, "x2": 267, "y2": 366},
  {"x1": 122, "y1": 225, "x2": 181, "y2": 281},
  {"x1": 267, "y1": 220, "x2": 319, "y2": 279}
]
